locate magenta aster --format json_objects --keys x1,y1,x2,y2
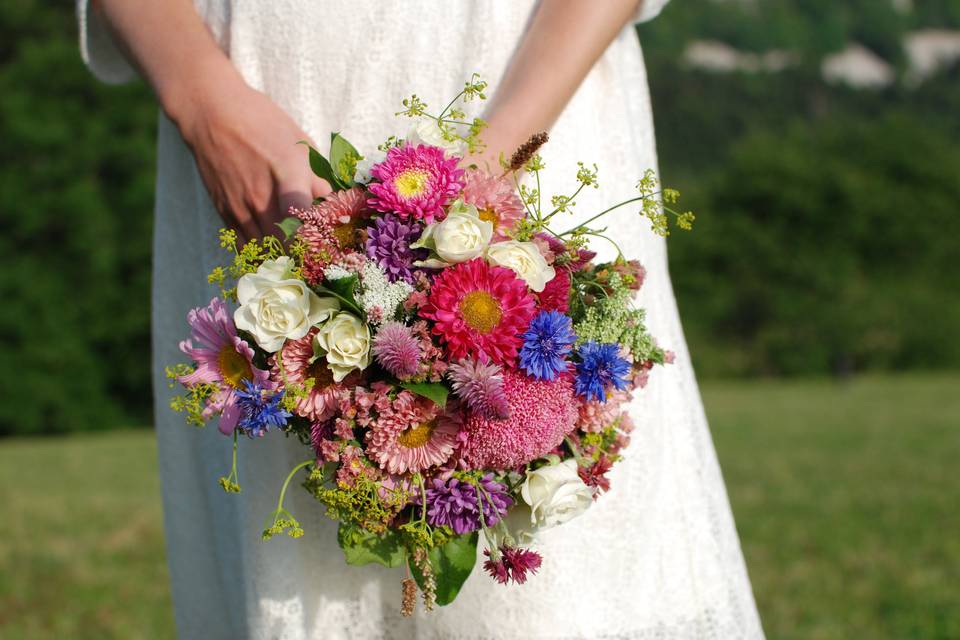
[
  {"x1": 178, "y1": 297, "x2": 271, "y2": 435},
  {"x1": 367, "y1": 143, "x2": 465, "y2": 223},
  {"x1": 456, "y1": 369, "x2": 579, "y2": 469},
  {"x1": 364, "y1": 391, "x2": 458, "y2": 475},
  {"x1": 420, "y1": 258, "x2": 536, "y2": 365},
  {"x1": 461, "y1": 169, "x2": 525, "y2": 240}
]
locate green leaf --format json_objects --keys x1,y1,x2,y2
[
  {"x1": 399, "y1": 381, "x2": 449, "y2": 408},
  {"x1": 299, "y1": 140, "x2": 340, "y2": 190},
  {"x1": 316, "y1": 274, "x2": 365, "y2": 318},
  {"x1": 276, "y1": 216, "x2": 302, "y2": 241},
  {"x1": 329, "y1": 132, "x2": 360, "y2": 188},
  {"x1": 338, "y1": 524, "x2": 405, "y2": 568},
  {"x1": 408, "y1": 533, "x2": 478, "y2": 606}
]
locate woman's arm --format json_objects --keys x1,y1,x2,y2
[
  {"x1": 477, "y1": 0, "x2": 643, "y2": 168},
  {"x1": 92, "y1": 0, "x2": 329, "y2": 240}
]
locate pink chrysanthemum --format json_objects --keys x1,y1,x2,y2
[
  {"x1": 294, "y1": 187, "x2": 367, "y2": 284},
  {"x1": 364, "y1": 391, "x2": 458, "y2": 474},
  {"x1": 456, "y1": 369, "x2": 578, "y2": 469},
  {"x1": 578, "y1": 387, "x2": 631, "y2": 434},
  {"x1": 271, "y1": 327, "x2": 349, "y2": 422},
  {"x1": 536, "y1": 267, "x2": 570, "y2": 313},
  {"x1": 178, "y1": 297, "x2": 271, "y2": 435},
  {"x1": 420, "y1": 259, "x2": 536, "y2": 365},
  {"x1": 372, "y1": 322, "x2": 421, "y2": 380},
  {"x1": 367, "y1": 144, "x2": 465, "y2": 223},
  {"x1": 448, "y1": 357, "x2": 510, "y2": 420},
  {"x1": 461, "y1": 169, "x2": 525, "y2": 240}
]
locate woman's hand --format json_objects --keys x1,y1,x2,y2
[
  {"x1": 91, "y1": 0, "x2": 330, "y2": 241},
  {"x1": 172, "y1": 68, "x2": 331, "y2": 241}
]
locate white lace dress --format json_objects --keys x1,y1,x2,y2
[{"x1": 78, "y1": 1, "x2": 764, "y2": 638}]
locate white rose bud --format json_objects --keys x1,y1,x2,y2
[
  {"x1": 406, "y1": 119, "x2": 466, "y2": 157},
  {"x1": 486, "y1": 240, "x2": 556, "y2": 292},
  {"x1": 414, "y1": 201, "x2": 493, "y2": 267},
  {"x1": 234, "y1": 257, "x2": 339, "y2": 353},
  {"x1": 521, "y1": 459, "x2": 594, "y2": 530},
  {"x1": 313, "y1": 312, "x2": 371, "y2": 382}
]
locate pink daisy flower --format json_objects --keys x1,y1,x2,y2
[
  {"x1": 367, "y1": 144, "x2": 465, "y2": 223},
  {"x1": 293, "y1": 187, "x2": 367, "y2": 284},
  {"x1": 364, "y1": 391, "x2": 458, "y2": 475},
  {"x1": 271, "y1": 327, "x2": 350, "y2": 422},
  {"x1": 461, "y1": 169, "x2": 525, "y2": 240},
  {"x1": 420, "y1": 259, "x2": 536, "y2": 365},
  {"x1": 456, "y1": 369, "x2": 579, "y2": 469},
  {"x1": 178, "y1": 297, "x2": 271, "y2": 435}
]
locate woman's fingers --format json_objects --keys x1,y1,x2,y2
[{"x1": 311, "y1": 175, "x2": 333, "y2": 200}]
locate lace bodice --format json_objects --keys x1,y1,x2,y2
[{"x1": 77, "y1": 1, "x2": 763, "y2": 638}]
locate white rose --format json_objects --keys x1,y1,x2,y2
[
  {"x1": 521, "y1": 459, "x2": 594, "y2": 530},
  {"x1": 354, "y1": 149, "x2": 385, "y2": 183},
  {"x1": 406, "y1": 119, "x2": 466, "y2": 157},
  {"x1": 234, "y1": 257, "x2": 339, "y2": 353},
  {"x1": 413, "y1": 201, "x2": 493, "y2": 267},
  {"x1": 486, "y1": 240, "x2": 556, "y2": 292},
  {"x1": 314, "y1": 312, "x2": 371, "y2": 382}
]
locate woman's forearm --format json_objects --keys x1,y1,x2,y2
[
  {"x1": 91, "y1": 0, "x2": 241, "y2": 125},
  {"x1": 483, "y1": 0, "x2": 642, "y2": 159}
]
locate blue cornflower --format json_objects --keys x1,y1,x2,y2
[
  {"x1": 235, "y1": 380, "x2": 292, "y2": 438},
  {"x1": 574, "y1": 341, "x2": 632, "y2": 403},
  {"x1": 519, "y1": 311, "x2": 577, "y2": 380}
]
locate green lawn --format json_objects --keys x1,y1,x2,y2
[{"x1": 0, "y1": 373, "x2": 957, "y2": 639}]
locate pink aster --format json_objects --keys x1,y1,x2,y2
[
  {"x1": 448, "y1": 357, "x2": 510, "y2": 420},
  {"x1": 367, "y1": 143, "x2": 465, "y2": 223},
  {"x1": 364, "y1": 391, "x2": 459, "y2": 475},
  {"x1": 178, "y1": 297, "x2": 271, "y2": 435},
  {"x1": 271, "y1": 327, "x2": 350, "y2": 422},
  {"x1": 456, "y1": 369, "x2": 579, "y2": 469},
  {"x1": 420, "y1": 258, "x2": 536, "y2": 365},
  {"x1": 293, "y1": 187, "x2": 367, "y2": 284},
  {"x1": 461, "y1": 169, "x2": 525, "y2": 240}
]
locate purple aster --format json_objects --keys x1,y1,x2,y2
[
  {"x1": 448, "y1": 357, "x2": 510, "y2": 419},
  {"x1": 417, "y1": 474, "x2": 512, "y2": 535},
  {"x1": 365, "y1": 214, "x2": 427, "y2": 283},
  {"x1": 574, "y1": 341, "x2": 632, "y2": 403},
  {"x1": 372, "y1": 321, "x2": 420, "y2": 379},
  {"x1": 519, "y1": 311, "x2": 576, "y2": 380}
]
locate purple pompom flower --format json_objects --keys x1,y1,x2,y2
[
  {"x1": 372, "y1": 322, "x2": 421, "y2": 380},
  {"x1": 365, "y1": 214, "x2": 428, "y2": 283},
  {"x1": 418, "y1": 474, "x2": 512, "y2": 535}
]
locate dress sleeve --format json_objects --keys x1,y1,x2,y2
[
  {"x1": 76, "y1": 0, "x2": 137, "y2": 84},
  {"x1": 633, "y1": 0, "x2": 671, "y2": 24}
]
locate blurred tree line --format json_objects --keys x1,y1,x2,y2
[{"x1": 1, "y1": 2, "x2": 958, "y2": 434}]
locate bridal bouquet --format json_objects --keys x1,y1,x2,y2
[{"x1": 168, "y1": 75, "x2": 692, "y2": 614}]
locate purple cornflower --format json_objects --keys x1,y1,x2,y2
[
  {"x1": 418, "y1": 474, "x2": 512, "y2": 535},
  {"x1": 483, "y1": 545, "x2": 543, "y2": 585},
  {"x1": 448, "y1": 357, "x2": 510, "y2": 419},
  {"x1": 574, "y1": 341, "x2": 632, "y2": 403},
  {"x1": 365, "y1": 214, "x2": 427, "y2": 283},
  {"x1": 372, "y1": 321, "x2": 420, "y2": 379},
  {"x1": 519, "y1": 311, "x2": 576, "y2": 380}
]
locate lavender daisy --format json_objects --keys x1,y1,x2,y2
[
  {"x1": 519, "y1": 311, "x2": 576, "y2": 380},
  {"x1": 365, "y1": 214, "x2": 428, "y2": 283}
]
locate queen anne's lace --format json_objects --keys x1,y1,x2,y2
[{"x1": 78, "y1": 1, "x2": 763, "y2": 637}]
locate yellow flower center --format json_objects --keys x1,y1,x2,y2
[
  {"x1": 397, "y1": 419, "x2": 436, "y2": 449},
  {"x1": 218, "y1": 346, "x2": 253, "y2": 389},
  {"x1": 333, "y1": 222, "x2": 356, "y2": 249},
  {"x1": 394, "y1": 169, "x2": 430, "y2": 198},
  {"x1": 478, "y1": 207, "x2": 499, "y2": 225},
  {"x1": 459, "y1": 290, "x2": 502, "y2": 335}
]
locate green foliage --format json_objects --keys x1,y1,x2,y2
[
  {"x1": 408, "y1": 532, "x2": 478, "y2": 607},
  {"x1": 337, "y1": 524, "x2": 406, "y2": 568},
  {"x1": 398, "y1": 381, "x2": 449, "y2": 408},
  {"x1": 0, "y1": 3, "x2": 156, "y2": 435}
]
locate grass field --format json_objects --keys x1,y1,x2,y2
[{"x1": 0, "y1": 373, "x2": 957, "y2": 639}]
